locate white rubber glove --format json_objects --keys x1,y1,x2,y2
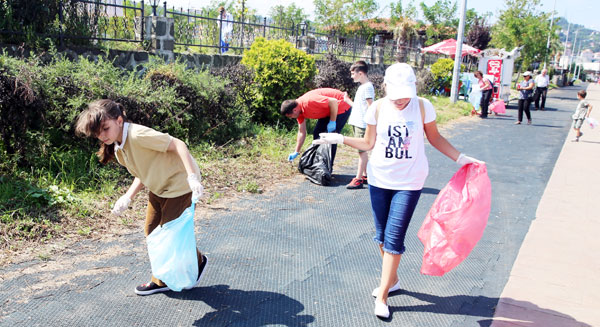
[
  {"x1": 312, "y1": 133, "x2": 345, "y2": 145},
  {"x1": 456, "y1": 153, "x2": 484, "y2": 166},
  {"x1": 187, "y1": 173, "x2": 204, "y2": 199},
  {"x1": 111, "y1": 195, "x2": 131, "y2": 216}
]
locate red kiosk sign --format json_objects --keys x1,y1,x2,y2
[{"x1": 487, "y1": 59, "x2": 503, "y2": 99}]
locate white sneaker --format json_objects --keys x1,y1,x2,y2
[
  {"x1": 372, "y1": 279, "x2": 402, "y2": 297},
  {"x1": 374, "y1": 300, "x2": 390, "y2": 318}
]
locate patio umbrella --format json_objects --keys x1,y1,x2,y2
[{"x1": 421, "y1": 38, "x2": 481, "y2": 57}]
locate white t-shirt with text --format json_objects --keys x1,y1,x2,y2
[
  {"x1": 364, "y1": 97, "x2": 436, "y2": 190},
  {"x1": 348, "y1": 82, "x2": 375, "y2": 128}
]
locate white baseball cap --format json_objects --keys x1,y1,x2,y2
[
  {"x1": 522, "y1": 71, "x2": 532, "y2": 77},
  {"x1": 384, "y1": 63, "x2": 417, "y2": 100}
]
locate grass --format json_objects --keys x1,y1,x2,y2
[{"x1": 0, "y1": 97, "x2": 471, "y2": 266}]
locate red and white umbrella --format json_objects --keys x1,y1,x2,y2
[{"x1": 421, "y1": 38, "x2": 481, "y2": 57}]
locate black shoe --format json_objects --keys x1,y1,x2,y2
[
  {"x1": 135, "y1": 282, "x2": 170, "y2": 296},
  {"x1": 185, "y1": 255, "x2": 208, "y2": 290}
]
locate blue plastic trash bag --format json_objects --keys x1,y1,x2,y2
[
  {"x1": 469, "y1": 85, "x2": 482, "y2": 110},
  {"x1": 146, "y1": 199, "x2": 198, "y2": 291}
]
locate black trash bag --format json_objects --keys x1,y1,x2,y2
[{"x1": 298, "y1": 143, "x2": 332, "y2": 186}]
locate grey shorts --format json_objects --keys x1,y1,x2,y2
[
  {"x1": 353, "y1": 126, "x2": 366, "y2": 153},
  {"x1": 572, "y1": 118, "x2": 585, "y2": 129}
]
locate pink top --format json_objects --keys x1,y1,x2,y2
[{"x1": 479, "y1": 78, "x2": 493, "y2": 91}]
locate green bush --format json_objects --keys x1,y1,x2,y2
[
  {"x1": 241, "y1": 37, "x2": 316, "y2": 126},
  {"x1": 145, "y1": 59, "x2": 254, "y2": 144},
  {"x1": 430, "y1": 58, "x2": 464, "y2": 92}
]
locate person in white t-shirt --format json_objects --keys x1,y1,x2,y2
[
  {"x1": 533, "y1": 68, "x2": 549, "y2": 110},
  {"x1": 314, "y1": 63, "x2": 482, "y2": 319},
  {"x1": 343, "y1": 60, "x2": 375, "y2": 189}
]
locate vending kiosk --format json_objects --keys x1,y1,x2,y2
[{"x1": 477, "y1": 47, "x2": 522, "y2": 105}]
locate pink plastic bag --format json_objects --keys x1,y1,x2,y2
[
  {"x1": 489, "y1": 100, "x2": 506, "y2": 114},
  {"x1": 417, "y1": 163, "x2": 491, "y2": 276},
  {"x1": 586, "y1": 117, "x2": 599, "y2": 129}
]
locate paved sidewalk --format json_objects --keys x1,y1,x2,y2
[{"x1": 491, "y1": 83, "x2": 600, "y2": 327}]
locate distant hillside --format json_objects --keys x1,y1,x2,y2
[{"x1": 556, "y1": 17, "x2": 600, "y2": 53}]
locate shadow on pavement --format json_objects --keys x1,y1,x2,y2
[
  {"x1": 421, "y1": 187, "x2": 440, "y2": 195},
  {"x1": 386, "y1": 290, "x2": 590, "y2": 327},
  {"x1": 165, "y1": 284, "x2": 314, "y2": 326},
  {"x1": 529, "y1": 124, "x2": 562, "y2": 128}
]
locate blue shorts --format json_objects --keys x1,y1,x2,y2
[{"x1": 369, "y1": 185, "x2": 422, "y2": 254}]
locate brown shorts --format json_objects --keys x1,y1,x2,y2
[
  {"x1": 353, "y1": 126, "x2": 367, "y2": 153},
  {"x1": 145, "y1": 191, "x2": 192, "y2": 236}
]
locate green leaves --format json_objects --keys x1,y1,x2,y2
[
  {"x1": 490, "y1": 0, "x2": 559, "y2": 68},
  {"x1": 241, "y1": 38, "x2": 315, "y2": 125}
]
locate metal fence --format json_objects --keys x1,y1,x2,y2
[
  {"x1": 0, "y1": 0, "x2": 145, "y2": 46},
  {"x1": 165, "y1": 6, "x2": 299, "y2": 53},
  {"x1": 0, "y1": 0, "x2": 443, "y2": 65}
]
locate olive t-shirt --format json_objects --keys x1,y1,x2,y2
[{"x1": 115, "y1": 123, "x2": 196, "y2": 198}]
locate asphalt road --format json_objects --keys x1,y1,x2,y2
[{"x1": 0, "y1": 84, "x2": 584, "y2": 326}]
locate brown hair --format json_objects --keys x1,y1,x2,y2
[
  {"x1": 474, "y1": 70, "x2": 483, "y2": 78},
  {"x1": 578, "y1": 90, "x2": 587, "y2": 99},
  {"x1": 350, "y1": 60, "x2": 369, "y2": 74},
  {"x1": 75, "y1": 99, "x2": 126, "y2": 164},
  {"x1": 280, "y1": 99, "x2": 298, "y2": 115}
]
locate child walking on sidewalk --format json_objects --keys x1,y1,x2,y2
[
  {"x1": 572, "y1": 90, "x2": 593, "y2": 142},
  {"x1": 75, "y1": 99, "x2": 207, "y2": 296}
]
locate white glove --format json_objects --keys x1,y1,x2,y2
[
  {"x1": 312, "y1": 133, "x2": 345, "y2": 145},
  {"x1": 187, "y1": 173, "x2": 204, "y2": 199},
  {"x1": 456, "y1": 153, "x2": 484, "y2": 166},
  {"x1": 111, "y1": 195, "x2": 131, "y2": 216}
]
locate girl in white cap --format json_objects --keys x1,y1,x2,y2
[{"x1": 314, "y1": 63, "x2": 483, "y2": 319}]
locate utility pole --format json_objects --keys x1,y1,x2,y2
[
  {"x1": 575, "y1": 43, "x2": 583, "y2": 80},
  {"x1": 240, "y1": 0, "x2": 245, "y2": 49},
  {"x1": 568, "y1": 29, "x2": 579, "y2": 75},
  {"x1": 450, "y1": 0, "x2": 467, "y2": 103},
  {"x1": 543, "y1": 0, "x2": 557, "y2": 69},
  {"x1": 562, "y1": 22, "x2": 570, "y2": 72}
]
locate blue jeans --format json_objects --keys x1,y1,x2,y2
[{"x1": 369, "y1": 185, "x2": 422, "y2": 254}]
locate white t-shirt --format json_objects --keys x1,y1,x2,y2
[
  {"x1": 348, "y1": 82, "x2": 375, "y2": 128},
  {"x1": 364, "y1": 97, "x2": 436, "y2": 190},
  {"x1": 535, "y1": 74, "x2": 549, "y2": 88}
]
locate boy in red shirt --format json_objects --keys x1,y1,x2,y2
[{"x1": 281, "y1": 88, "x2": 352, "y2": 168}]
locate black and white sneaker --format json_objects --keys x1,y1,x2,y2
[
  {"x1": 185, "y1": 255, "x2": 208, "y2": 290},
  {"x1": 134, "y1": 282, "x2": 170, "y2": 296}
]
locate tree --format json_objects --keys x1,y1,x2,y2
[
  {"x1": 268, "y1": 4, "x2": 308, "y2": 27},
  {"x1": 313, "y1": 0, "x2": 378, "y2": 31},
  {"x1": 419, "y1": 0, "x2": 459, "y2": 45},
  {"x1": 466, "y1": 17, "x2": 491, "y2": 50},
  {"x1": 393, "y1": 18, "x2": 418, "y2": 63},
  {"x1": 491, "y1": 0, "x2": 560, "y2": 70},
  {"x1": 419, "y1": 0, "x2": 458, "y2": 27},
  {"x1": 390, "y1": 0, "x2": 418, "y2": 24}
]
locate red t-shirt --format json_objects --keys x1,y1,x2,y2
[{"x1": 296, "y1": 88, "x2": 351, "y2": 124}]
